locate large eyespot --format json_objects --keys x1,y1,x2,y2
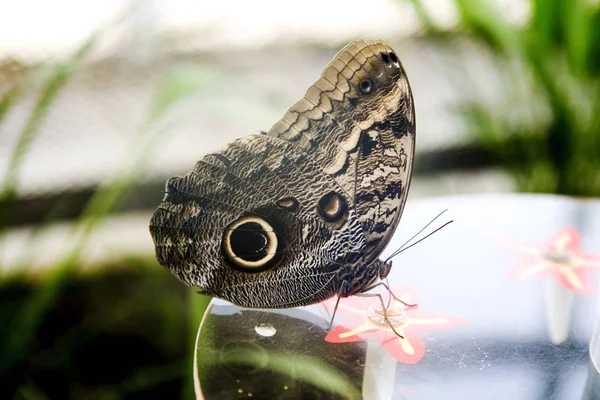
[
  {"x1": 317, "y1": 191, "x2": 348, "y2": 224},
  {"x1": 222, "y1": 216, "x2": 278, "y2": 271},
  {"x1": 359, "y1": 79, "x2": 373, "y2": 94}
]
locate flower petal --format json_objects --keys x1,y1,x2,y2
[
  {"x1": 549, "y1": 226, "x2": 580, "y2": 253},
  {"x1": 321, "y1": 299, "x2": 368, "y2": 328},
  {"x1": 378, "y1": 330, "x2": 426, "y2": 364},
  {"x1": 575, "y1": 254, "x2": 600, "y2": 268},
  {"x1": 552, "y1": 267, "x2": 595, "y2": 295},
  {"x1": 324, "y1": 324, "x2": 376, "y2": 343},
  {"x1": 507, "y1": 259, "x2": 552, "y2": 279},
  {"x1": 404, "y1": 311, "x2": 469, "y2": 332}
]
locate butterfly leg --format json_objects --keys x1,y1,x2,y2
[
  {"x1": 385, "y1": 277, "x2": 393, "y2": 309},
  {"x1": 355, "y1": 292, "x2": 405, "y2": 339},
  {"x1": 360, "y1": 280, "x2": 418, "y2": 308},
  {"x1": 327, "y1": 280, "x2": 347, "y2": 332}
]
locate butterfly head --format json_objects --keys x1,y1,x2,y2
[{"x1": 378, "y1": 259, "x2": 393, "y2": 280}]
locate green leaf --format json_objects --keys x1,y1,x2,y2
[
  {"x1": 0, "y1": 35, "x2": 96, "y2": 230},
  {"x1": 0, "y1": 50, "x2": 216, "y2": 376},
  {"x1": 406, "y1": 0, "x2": 444, "y2": 35},
  {"x1": 563, "y1": 0, "x2": 590, "y2": 73},
  {"x1": 586, "y1": 6, "x2": 600, "y2": 74},
  {"x1": 454, "y1": 0, "x2": 522, "y2": 54},
  {"x1": 183, "y1": 290, "x2": 211, "y2": 400},
  {"x1": 406, "y1": 0, "x2": 600, "y2": 195},
  {"x1": 0, "y1": 85, "x2": 21, "y2": 126},
  {"x1": 531, "y1": 0, "x2": 563, "y2": 51},
  {"x1": 146, "y1": 64, "x2": 219, "y2": 126}
]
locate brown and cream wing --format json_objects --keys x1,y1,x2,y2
[{"x1": 266, "y1": 39, "x2": 416, "y2": 261}]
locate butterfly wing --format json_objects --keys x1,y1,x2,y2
[
  {"x1": 267, "y1": 39, "x2": 416, "y2": 262},
  {"x1": 150, "y1": 131, "x2": 367, "y2": 308},
  {"x1": 150, "y1": 40, "x2": 415, "y2": 308}
]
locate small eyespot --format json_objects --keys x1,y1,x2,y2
[
  {"x1": 388, "y1": 52, "x2": 399, "y2": 65},
  {"x1": 359, "y1": 79, "x2": 373, "y2": 94},
  {"x1": 317, "y1": 191, "x2": 348, "y2": 224},
  {"x1": 275, "y1": 197, "x2": 299, "y2": 213},
  {"x1": 381, "y1": 53, "x2": 390, "y2": 64},
  {"x1": 222, "y1": 216, "x2": 278, "y2": 271}
]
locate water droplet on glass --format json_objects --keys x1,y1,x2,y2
[{"x1": 255, "y1": 323, "x2": 277, "y2": 337}]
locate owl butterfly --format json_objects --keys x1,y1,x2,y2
[{"x1": 150, "y1": 39, "x2": 415, "y2": 330}]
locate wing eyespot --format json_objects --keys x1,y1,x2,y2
[
  {"x1": 381, "y1": 51, "x2": 400, "y2": 69},
  {"x1": 222, "y1": 216, "x2": 279, "y2": 272},
  {"x1": 359, "y1": 79, "x2": 373, "y2": 94},
  {"x1": 275, "y1": 197, "x2": 300, "y2": 213},
  {"x1": 317, "y1": 191, "x2": 348, "y2": 225}
]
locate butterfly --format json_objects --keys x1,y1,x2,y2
[{"x1": 149, "y1": 40, "x2": 415, "y2": 321}]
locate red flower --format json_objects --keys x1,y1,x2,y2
[
  {"x1": 498, "y1": 226, "x2": 600, "y2": 295},
  {"x1": 321, "y1": 285, "x2": 468, "y2": 364}
]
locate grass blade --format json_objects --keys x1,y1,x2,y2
[
  {"x1": 455, "y1": 0, "x2": 522, "y2": 54},
  {"x1": 0, "y1": 62, "x2": 216, "y2": 373},
  {"x1": 0, "y1": 37, "x2": 96, "y2": 230}
]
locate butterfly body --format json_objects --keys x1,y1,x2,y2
[{"x1": 150, "y1": 40, "x2": 415, "y2": 309}]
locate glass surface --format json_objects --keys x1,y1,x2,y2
[
  {"x1": 194, "y1": 194, "x2": 600, "y2": 399},
  {"x1": 583, "y1": 289, "x2": 600, "y2": 399}
]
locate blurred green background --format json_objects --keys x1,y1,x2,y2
[{"x1": 1, "y1": 0, "x2": 599, "y2": 398}]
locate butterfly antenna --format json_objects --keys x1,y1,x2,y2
[
  {"x1": 386, "y1": 209, "x2": 447, "y2": 261},
  {"x1": 385, "y1": 209, "x2": 453, "y2": 263}
]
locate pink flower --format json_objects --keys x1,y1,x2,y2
[
  {"x1": 322, "y1": 285, "x2": 468, "y2": 364},
  {"x1": 499, "y1": 226, "x2": 600, "y2": 295}
]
